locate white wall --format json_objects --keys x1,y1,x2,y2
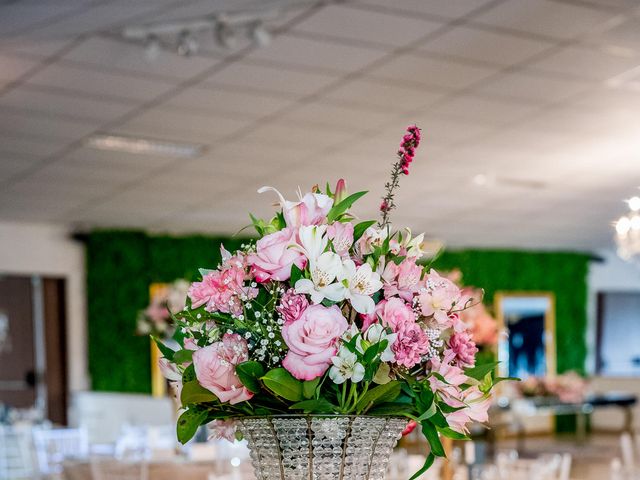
[
  {"x1": 587, "y1": 249, "x2": 640, "y2": 431},
  {"x1": 0, "y1": 221, "x2": 88, "y2": 392}
]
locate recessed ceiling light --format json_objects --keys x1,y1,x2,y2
[
  {"x1": 85, "y1": 134, "x2": 205, "y2": 158},
  {"x1": 472, "y1": 173, "x2": 490, "y2": 186}
]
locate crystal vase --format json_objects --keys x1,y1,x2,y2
[{"x1": 237, "y1": 415, "x2": 407, "y2": 480}]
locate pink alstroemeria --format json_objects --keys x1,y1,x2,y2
[
  {"x1": 382, "y1": 258, "x2": 422, "y2": 301},
  {"x1": 418, "y1": 269, "x2": 462, "y2": 324},
  {"x1": 327, "y1": 221, "x2": 354, "y2": 257}
]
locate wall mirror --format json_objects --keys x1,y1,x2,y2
[{"x1": 495, "y1": 292, "x2": 556, "y2": 379}]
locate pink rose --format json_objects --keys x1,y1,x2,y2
[
  {"x1": 282, "y1": 304, "x2": 348, "y2": 381},
  {"x1": 247, "y1": 227, "x2": 306, "y2": 282},
  {"x1": 276, "y1": 288, "x2": 309, "y2": 325},
  {"x1": 192, "y1": 334, "x2": 253, "y2": 405},
  {"x1": 327, "y1": 222, "x2": 354, "y2": 256},
  {"x1": 428, "y1": 350, "x2": 467, "y2": 399},
  {"x1": 188, "y1": 274, "x2": 217, "y2": 308},
  {"x1": 418, "y1": 269, "x2": 462, "y2": 324}
]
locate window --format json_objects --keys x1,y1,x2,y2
[{"x1": 596, "y1": 292, "x2": 640, "y2": 376}]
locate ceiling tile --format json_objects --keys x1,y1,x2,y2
[
  {"x1": 472, "y1": 0, "x2": 616, "y2": 40},
  {"x1": 323, "y1": 78, "x2": 446, "y2": 111},
  {"x1": 0, "y1": 86, "x2": 134, "y2": 123},
  {"x1": 241, "y1": 121, "x2": 354, "y2": 151},
  {"x1": 353, "y1": 0, "x2": 498, "y2": 19},
  {"x1": 367, "y1": 53, "x2": 497, "y2": 90},
  {"x1": 163, "y1": 86, "x2": 293, "y2": 120},
  {"x1": 0, "y1": 54, "x2": 39, "y2": 83},
  {"x1": 114, "y1": 108, "x2": 251, "y2": 144},
  {"x1": 204, "y1": 61, "x2": 339, "y2": 97},
  {"x1": 276, "y1": 101, "x2": 391, "y2": 131},
  {"x1": 429, "y1": 94, "x2": 540, "y2": 125},
  {"x1": 293, "y1": 4, "x2": 443, "y2": 47},
  {"x1": 592, "y1": 15, "x2": 640, "y2": 50},
  {"x1": 61, "y1": 36, "x2": 221, "y2": 81},
  {"x1": 244, "y1": 34, "x2": 387, "y2": 73},
  {"x1": 419, "y1": 25, "x2": 554, "y2": 66},
  {"x1": 476, "y1": 69, "x2": 593, "y2": 103},
  {"x1": 0, "y1": 2, "x2": 84, "y2": 37},
  {"x1": 0, "y1": 134, "x2": 71, "y2": 158},
  {"x1": 0, "y1": 109, "x2": 98, "y2": 140},
  {"x1": 64, "y1": 146, "x2": 179, "y2": 172},
  {"x1": 25, "y1": 63, "x2": 175, "y2": 101},
  {"x1": 0, "y1": 154, "x2": 42, "y2": 182},
  {"x1": 529, "y1": 45, "x2": 640, "y2": 81}
]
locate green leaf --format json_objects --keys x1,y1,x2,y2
[
  {"x1": 236, "y1": 361, "x2": 265, "y2": 394},
  {"x1": 173, "y1": 349, "x2": 194, "y2": 364},
  {"x1": 177, "y1": 408, "x2": 208, "y2": 444},
  {"x1": 438, "y1": 427, "x2": 469, "y2": 440},
  {"x1": 249, "y1": 213, "x2": 264, "y2": 236},
  {"x1": 261, "y1": 368, "x2": 303, "y2": 402},
  {"x1": 416, "y1": 400, "x2": 437, "y2": 422},
  {"x1": 151, "y1": 336, "x2": 175, "y2": 362},
  {"x1": 180, "y1": 380, "x2": 218, "y2": 405},
  {"x1": 464, "y1": 361, "x2": 499, "y2": 381},
  {"x1": 355, "y1": 381, "x2": 401, "y2": 413},
  {"x1": 289, "y1": 398, "x2": 336, "y2": 413},
  {"x1": 327, "y1": 191, "x2": 368, "y2": 222},
  {"x1": 363, "y1": 340, "x2": 388, "y2": 364},
  {"x1": 422, "y1": 421, "x2": 446, "y2": 457},
  {"x1": 182, "y1": 363, "x2": 196, "y2": 383},
  {"x1": 302, "y1": 377, "x2": 321, "y2": 399},
  {"x1": 353, "y1": 220, "x2": 376, "y2": 242},
  {"x1": 290, "y1": 263, "x2": 304, "y2": 286},
  {"x1": 408, "y1": 453, "x2": 435, "y2": 480},
  {"x1": 479, "y1": 372, "x2": 493, "y2": 394}
]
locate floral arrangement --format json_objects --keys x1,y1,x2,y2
[
  {"x1": 518, "y1": 371, "x2": 587, "y2": 404},
  {"x1": 137, "y1": 279, "x2": 189, "y2": 337},
  {"x1": 156, "y1": 126, "x2": 504, "y2": 478}
]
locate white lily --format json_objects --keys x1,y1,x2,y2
[
  {"x1": 339, "y1": 259, "x2": 383, "y2": 314},
  {"x1": 295, "y1": 224, "x2": 328, "y2": 263},
  {"x1": 329, "y1": 348, "x2": 365, "y2": 384},
  {"x1": 363, "y1": 323, "x2": 397, "y2": 362},
  {"x1": 403, "y1": 229, "x2": 426, "y2": 259},
  {"x1": 295, "y1": 252, "x2": 345, "y2": 304}
]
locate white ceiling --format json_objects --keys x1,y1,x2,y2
[{"x1": 1, "y1": 0, "x2": 640, "y2": 251}]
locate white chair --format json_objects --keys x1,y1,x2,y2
[
  {"x1": 32, "y1": 427, "x2": 89, "y2": 477},
  {"x1": 622, "y1": 433, "x2": 638, "y2": 469},
  {"x1": 0, "y1": 425, "x2": 36, "y2": 479},
  {"x1": 90, "y1": 457, "x2": 149, "y2": 480}
]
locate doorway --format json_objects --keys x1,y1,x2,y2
[{"x1": 0, "y1": 275, "x2": 68, "y2": 425}]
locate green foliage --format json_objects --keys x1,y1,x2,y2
[
  {"x1": 86, "y1": 230, "x2": 250, "y2": 393},
  {"x1": 261, "y1": 368, "x2": 303, "y2": 401},
  {"x1": 180, "y1": 380, "x2": 218, "y2": 405},
  {"x1": 177, "y1": 407, "x2": 208, "y2": 444},
  {"x1": 236, "y1": 361, "x2": 265, "y2": 394}
]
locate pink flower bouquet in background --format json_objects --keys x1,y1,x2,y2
[
  {"x1": 518, "y1": 371, "x2": 588, "y2": 403},
  {"x1": 155, "y1": 126, "x2": 507, "y2": 478},
  {"x1": 137, "y1": 279, "x2": 189, "y2": 337}
]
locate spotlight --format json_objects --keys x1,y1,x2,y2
[
  {"x1": 177, "y1": 30, "x2": 199, "y2": 56},
  {"x1": 215, "y1": 22, "x2": 237, "y2": 49},
  {"x1": 250, "y1": 21, "x2": 271, "y2": 47},
  {"x1": 145, "y1": 34, "x2": 161, "y2": 62}
]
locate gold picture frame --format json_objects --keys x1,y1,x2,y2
[
  {"x1": 150, "y1": 283, "x2": 168, "y2": 398},
  {"x1": 494, "y1": 291, "x2": 557, "y2": 378}
]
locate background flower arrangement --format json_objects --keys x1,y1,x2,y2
[
  {"x1": 155, "y1": 126, "x2": 507, "y2": 478},
  {"x1": 136, "y1": 279, "x2": 190, "y2": 337}
]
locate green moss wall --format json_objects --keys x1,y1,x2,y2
[
  {"x1": 86, "y1": 232, "x2": 591, "y2": 392},
  {"x1": 431, "y1": 250, "x2": 591, "y2": 375}
]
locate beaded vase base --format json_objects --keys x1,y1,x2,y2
[{"x1": 237, "y1": 415, "x2": 407, "y2": 480}]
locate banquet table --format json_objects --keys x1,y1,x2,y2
[{"x1": 62, "y1": 460, "x2": 252, "y2": 480}]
